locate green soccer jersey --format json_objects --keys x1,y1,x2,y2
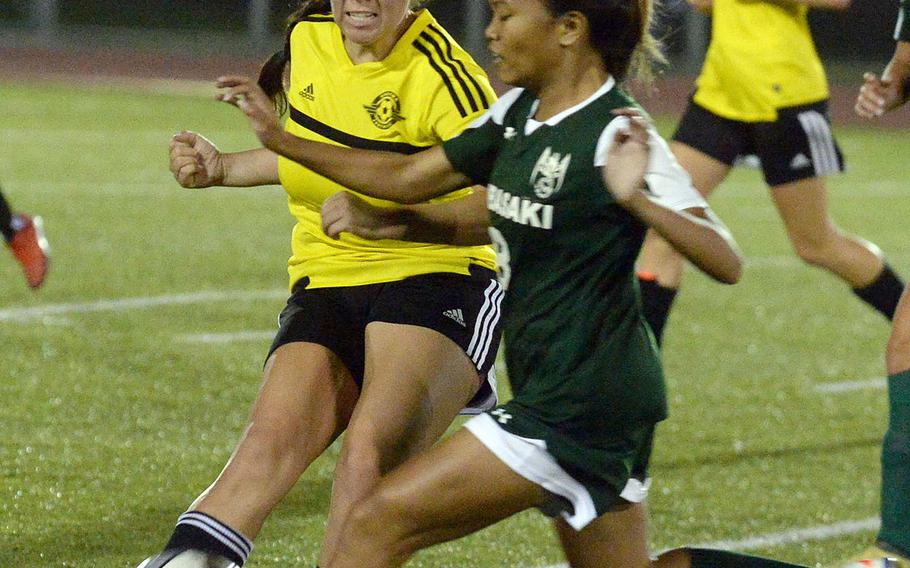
[
  {"x1": 897, "y1": 1, "x2": 910, "y2": 42},
  {"x1": 443, "y1": 80, "x2": 707, "y2": 478}
]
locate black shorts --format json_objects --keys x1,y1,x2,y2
[
  {"x1": 673, "y1": 97, "x2": 845, "y2": 186},
  {"x1": 267, "y1": 265, "x2": 504, "y2": 413}
]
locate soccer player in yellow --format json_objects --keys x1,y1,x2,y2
[
  {"x1": 844, "y1": 3, "x2": 910, "y2": 565},
  {"x1": 139, "y1": 1, "x2": 500, "y2": 567},
  {"x1": 635, "y1": 0, "x2": 905, "y2": 345}
]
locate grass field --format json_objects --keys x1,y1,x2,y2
[{"x1": 0, "y1": 79, "x2": 907, "y2": 567}]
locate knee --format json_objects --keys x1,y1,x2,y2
[
  {"x1": 343, "y1": 489, "x2": 415, "y2": 559},
  {"x1": 334, "y1": 428, "x2": 385, "y2": 483},
  {"x1": 337, "y1": 417, "x2": 415, "y2": 481},
  {"x1": 241, "y1": 421, "x2": 311, "y2": 471},
  {"x1": 791, "y1": 234, "x2": 835, "y2": 267}
]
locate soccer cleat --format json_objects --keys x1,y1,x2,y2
[
  {"x1": 137, "y1": 548, "x2": 238, "y2": 568},
  {"x1": 840, "y1": 545, "x2": 910, "y2": 567},
  {"x1": 8, "y1": 214, "x2": 49, "y2": 289}
]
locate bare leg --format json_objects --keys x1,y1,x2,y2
[
  {"x1": 191, "y1": 342, "x2": 358, "y2": 538},
  {"x1": 317, "y1": 323, "x2": 482, "y2": 565},
  {"x1": 769, "y1": 176, "x2": 884, "y2": 287},
  {"x1": 325, "y1": 428, "x2": 548, "y2": 568},
  {"x1": 554, "y1": 504, "x2": 652, "y2": 568}
]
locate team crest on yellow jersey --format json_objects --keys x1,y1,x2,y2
[{"x1": 364, "y1": 91, "x2": 406, "y2": 129}]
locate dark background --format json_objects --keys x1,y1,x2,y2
[{"x1": 0, "y1": 0, "x2": 902, "y2": 69}]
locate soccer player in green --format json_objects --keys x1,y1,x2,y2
[
  {"x1": 215, "y1": 0, "x2": 813, "y2": 566},
  {"x1": 844, "y1": 3, "x2": 910, "y2": 565}
]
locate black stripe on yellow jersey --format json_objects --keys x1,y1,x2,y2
[
  {"x1": 288, "y1": 103, "x2": 429, "y2": 154},
  {"x1": 423, "y1": 24, "x2": 490, "y2": 110},
  {"x1": 413, "y1": 25, "x2": 487, "y2": 118}
]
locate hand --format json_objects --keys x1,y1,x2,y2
[
  {"x1": 602, "y1": 115, "x2": 651, "y2": 207},
  {"x1": 321, "y1": 191, "x2": 404, "y2": 241},
  {"x1": 855, "y1": 72, "x2": 903, "y2": 118},
  {"x1": 169, "y1": 131, "x2": 225, "y2": 188},
  {"x1": 216, "y1": 75, "x2": 286, "y2": 151}
]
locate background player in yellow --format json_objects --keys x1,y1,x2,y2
[
  {"x1": 138, "y1": 1, "x2": 501, "y2": 567},
  {"x1": 635, "y1": 0, "x2": 905, "y2": 345},
  {"x1": 843, "y1": 2, "x2": 910, "y2": 565}
]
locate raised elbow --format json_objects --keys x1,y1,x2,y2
[
  {"x1": 716, "y1": 253, "x2": 744, "y2": 285},
  {"x1": 722, "y1": 265, "x2": 743, "y2": 285}
]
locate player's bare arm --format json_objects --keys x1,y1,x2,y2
[
  {"x1": 215, "y1": 75, "x2": 472, "y2": 204},
  {"x1": 604, "y1": 117, "x2": 743, "y2": 285},
  {"x1": 169, "y1": 132, "x2": 279, "y2": 188},
  {"x1": 856, "y1": 41, "x2": 910, "y2": 118},
  {"x1": 321, "y1": 190, "x2": 492, "y2": 246}
]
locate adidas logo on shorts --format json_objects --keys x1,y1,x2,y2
[
  {"x1": 443, "y1": 308, "x2": 466, "y2": 327},
  {"x1": 789, "y1": 152, "x2": 811, "y2": 170}
]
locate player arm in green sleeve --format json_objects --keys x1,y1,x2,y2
[
  {"x1": 169, "y1": 132, "x2": 279, "y2": 188},
  {"x1": 856, "y1": 41, "x2": 910, "y2": 118},
  {"x1": 214, "y1": 75, "x2": 473, "y2": 204},
  {"x1": 320, "y1": 189, "x2": 491, "y2": 246},
  {"x1": 603, "y1": 117, "x2": 743, "y2": 285}
]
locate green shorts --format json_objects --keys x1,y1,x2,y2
[{"x1": 464, "y1": 410, "x2": 655, "y2": 530}]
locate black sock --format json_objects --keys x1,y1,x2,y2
[
  {"x1": 0, "y1": 188, "x2": 14, "y2": 242},
  {"x1": 686, "y1": 547, "x2": 809, "y2": 567},
  {"x1": 853, "y1": 263, "x2": 905, "y2": 320},
  {"x1": 638, "y1": 273, "x2": 678, "y2": 346},
  {"x1": 164, "y1": 511, "x2": 253, "y2": 566}
]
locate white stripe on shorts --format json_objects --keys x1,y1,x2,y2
[
  {"x1": 465, "y1": 413, "x2": 599, "y2": 530},
  {"x1": 467, "y1": 279, "x2": 504, "y2": 367},
  {"x1": 465, "y1": 413, "x2": 653, "y2": 530},
  {"x1": 797, "y1": 110, "x2": 839, "y2": 176}
]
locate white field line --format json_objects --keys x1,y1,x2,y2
[
  {"x1": 0, "y1": 289, "x2": 287, "y2": 323},
  {"x1": 177, "y1": 331, "x2": 275, "y2": 344},
  {"x1": 536, "y1": 517, "x2": 880, "y2": 568},
  {"x1": 687, "y1": 517, "x2": 880, "y2": 552},
  {"x1": 814, "y1": 378, "x2": 887, "y2": 394}
]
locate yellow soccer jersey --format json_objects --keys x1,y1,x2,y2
[
  {"x1": 277, "y1": 9, "x2": 497, "y2": 290},
  {"x1": 693, "y1": 0, "x2": 829, "y2": 122}
]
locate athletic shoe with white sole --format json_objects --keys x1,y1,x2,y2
[{"x1": 8, "y1": 214, "x2": 49, "y2": 289}]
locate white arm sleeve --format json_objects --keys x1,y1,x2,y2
[{"x1": 594, "y1": 116, "x2": 708, "y2": 212}]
